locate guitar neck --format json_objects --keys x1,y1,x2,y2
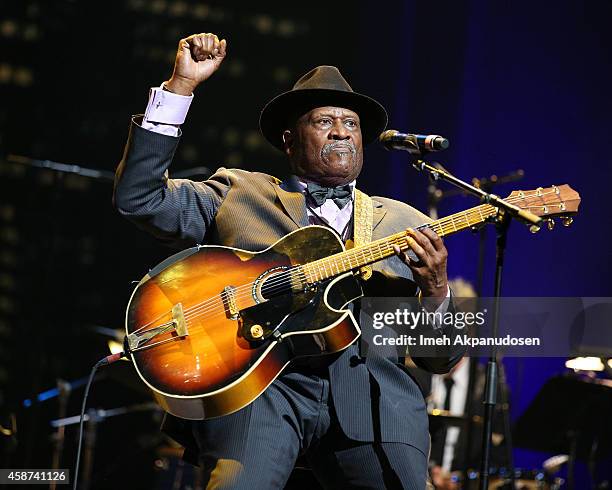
[{"x1": 301, "y1": 203, "x2": 498, "y2": 284}]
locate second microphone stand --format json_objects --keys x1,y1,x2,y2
[{"x1": 412, "y1": 159, "x2": 542, "y2": 490}]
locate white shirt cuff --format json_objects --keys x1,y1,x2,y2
[
  {"x1": 419, "y1": 285, "x2": 451, "y2": 314},
  {"x1": 143, "y1": 83, "x2": 193, "y2": 125}
]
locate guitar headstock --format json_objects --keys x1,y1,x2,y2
[{"x1": 505, "y1": 184, "x2": 581, "y2": 232}]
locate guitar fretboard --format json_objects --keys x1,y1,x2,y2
[{"x1": 300, "y1": 203, "x2": 498, "y2": 284}]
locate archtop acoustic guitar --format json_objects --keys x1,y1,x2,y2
[{"x1": 123, "y1": 185, "x2": 580, "y2": 419}]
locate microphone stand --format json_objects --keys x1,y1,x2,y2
[
  {"x1": 50, "y1": 402, "x2": 160, "y2": 489},
  {"x1": 410, "y1": 158, "x2": 541, "y2": 490},
  {"x1": 424, "y1": 168, "x2": 524, "y2": 482},
  {"x1": 6, "y1": 154, "x2": 212, "y2": 181},
  {"x1": 442, "y1": 171, "x2": 524, "y2": 482},
  {"x1": 7, "y1": 154, "x2": 115, "y2": 182},
  {"x1": 471, "y1": 171, "x2": 524, "y2": 296},
  {"x1": 50, "y1": 380, "x2": 71, "y2": 490}
]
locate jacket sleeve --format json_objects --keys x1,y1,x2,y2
[
  {"x1": 113, "y1": 117, "x2": 232, "y2": 248},
  {"x1": 409, "y1": 291, "x2": 467, "y2": 374}
]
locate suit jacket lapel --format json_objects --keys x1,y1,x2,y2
[{"x1": 274, "y1": 177, "x2": 309, "y2": 228}]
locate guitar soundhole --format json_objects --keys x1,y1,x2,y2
[{"x1": 255, "y1": 266, "x2": 294, "y2": 301}]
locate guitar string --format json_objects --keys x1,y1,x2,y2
[
  {"x1": 185, "y1": 190, "x2": 566, "y2": 318},
  {"x1": 177, "y1": 191, "x2": 565, "y2": 326},
  {"x1": 180, "y1": 199, "x2": 563, "y2": 327},
  {"x1": 131, "y1": 190, "x2": 566, "y2": 335},
  {"x1": 178, "y1": 191, "x2": 565, "y2": 324},
  {"x1": 178, "y1": 204, "x2": 569, "y2": 335},
  {"x1": 183, "y1": 202, "x2": 492, "y2": 318},
  {"x1": 180, "y1": 234, "x2": 443, "y2": 327},
  {"x1": 177, "y1": 216, "x2": 494, "y2": 333},
  {"x1": 136, "y1": 226, "x2": 447, "y2": 336},
  {"x1": 225, "y1": 189, "x2": 567, "y2": 301},
  {"x1": 128, "y1": 194, "x2": 561, "y2": 340}
]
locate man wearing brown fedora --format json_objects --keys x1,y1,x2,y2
[{"x1": 115, "y1": 33, "x2": 464, "y2": 489}]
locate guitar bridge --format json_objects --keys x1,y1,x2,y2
[
  {"x1": 171, "y1": 303, "x2": 188, "y2": 337},
  {"x1": 127, "y1": 303, "x2": 188, "y2": 352}
]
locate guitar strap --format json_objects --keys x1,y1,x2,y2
[
  {"x1": 351, "y1": 189, "x2": 373, "y2": 357},
  {"x1": 350, "y1": 188, "x2": 374, "y2": 280}
]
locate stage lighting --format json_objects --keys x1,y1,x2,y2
[{"x1": 565, "y1": 356, "x2": 605, "y2": 372}]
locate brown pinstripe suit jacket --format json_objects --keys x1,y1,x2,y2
[{"x1": 114, "y1": 119, "x2": 465, "y2": 458}]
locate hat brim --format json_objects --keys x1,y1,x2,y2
[{"x1": 259, "y1": 88, "x2": 388, "y2": 151}]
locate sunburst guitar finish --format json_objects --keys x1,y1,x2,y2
[{"x1": 126, "y1": 226, "x2": 362, "y2": 420}]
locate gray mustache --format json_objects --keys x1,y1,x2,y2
[{"x1": 321, "y1": 141, "x2": 357, "y2": 158}]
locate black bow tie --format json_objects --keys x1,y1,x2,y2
[{"x1": 306, "y1": 182, "x2": 352, "y2": 209}]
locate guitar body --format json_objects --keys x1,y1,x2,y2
[{"x1": 125, "y1": 226, "x2": 363, "y2": 420}]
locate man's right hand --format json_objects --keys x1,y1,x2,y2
[{"x1": 165, "y1": 33, "x2": 227, "y2": 95}]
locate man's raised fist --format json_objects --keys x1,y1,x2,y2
[{"x1": 165, "y1": 33, "x2": 227, "y2": 95}]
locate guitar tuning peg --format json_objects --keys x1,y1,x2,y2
[
  {"x1": 529, "y1": 225, "x2": 541, "y2": 234},
  {"x1": 562, "y1": 217, "x2": 574, "y2": 227},
  {"x1": 547, "y1": 219, "x2": 555, "y2": 231}
]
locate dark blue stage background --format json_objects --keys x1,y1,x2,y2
[
  {"x1": 357, "y1": 0, "x2": 612, "y2": 484},
  {"x1": 1, "y1": 1, "x2": 611, "y2": 486}
]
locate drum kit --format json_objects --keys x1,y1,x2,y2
[
  {"x1": 428, "y1": 408, "x2": 565, "y2": 489},
  {"x1": 427, "y1": 372, "x2": 612, "y2": 490}
]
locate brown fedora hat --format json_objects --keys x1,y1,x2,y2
[{"x1": 259, "y1": 66, "x2": 388, "y2": 151}]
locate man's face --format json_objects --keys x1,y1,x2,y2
[{"x1": 284, "y1": 106, "x2": 363, "y2": 186}]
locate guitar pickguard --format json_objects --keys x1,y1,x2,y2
[
  {"x1": 239, "y1": 272, "x2": 363, "y2": 346},
  {"x1": 239, "y1": 288, "x2": 320, "y2": 341}
]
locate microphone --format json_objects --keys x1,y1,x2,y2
[{"x1": 379, "y1": 130, "x2": 449, "y2": 154}]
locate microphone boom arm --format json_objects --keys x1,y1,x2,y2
[{"x1": 412, "y1": 160, "x2": 542, "y2": 228}]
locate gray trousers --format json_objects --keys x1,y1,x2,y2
[{"x1": 192, "y1": 371, "x2": 428, "y2": 489}]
